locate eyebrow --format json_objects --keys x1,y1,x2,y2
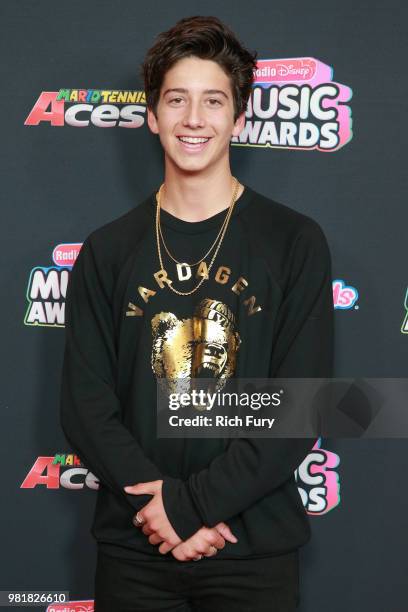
[{"x1": 162, "y1": 88, "x2": 229, "y2": 99}]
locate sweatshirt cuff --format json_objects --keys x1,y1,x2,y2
[{"x1": 161, "y1": 476, "x2": 203, "y2": 540}]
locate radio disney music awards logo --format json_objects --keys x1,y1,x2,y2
[
  {"x1": 24, "y1": 243, "x2": 82, "y2": 327},
  {"x1": 332, "y1": 279, "x2": 359, "y2": 310},
  {"x1": 232, "y1": 57, "x2": 353, "y2": 152},
  {"x1": 295, "y1": 438, "x2": 341, "y2": 515},
  {"x1": 46, "y1": 601, "x2": 94, "y2": 612},
  {"x1": 24, "y1": 89, "x2": 146, "y2": 128}
]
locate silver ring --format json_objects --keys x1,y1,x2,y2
[
  {"x1": 132, "y1": 512, "x2": 144, "y2": 527},
  {"x1": 193, "y1": 554, "x2": 203, "y2": 561}
]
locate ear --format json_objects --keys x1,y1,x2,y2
[
  {"x1": 232, "y1": 110, "x2": 246, "y2": 138},
  {"x1": 147, "y1": 106, "x2": 159, "y2": 135}
]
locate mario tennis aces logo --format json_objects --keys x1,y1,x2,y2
[{"x1": 24, "y1": 89, "x2": 146, "y2": 128}]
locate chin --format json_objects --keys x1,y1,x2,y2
[{"x1": 169, "y1": 155, "x2": 212, "y2": 173}]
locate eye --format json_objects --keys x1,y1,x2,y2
[
  {"x1": 169, "y1": 97, "x2": 183, "y2": 104},
  {"x1": 208, "y1": 98, "x2": 222, "y2": 106}
]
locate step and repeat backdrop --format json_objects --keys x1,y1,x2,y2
[{"x1": 1, "y1": 1, "x2": 407, "y2": 611}]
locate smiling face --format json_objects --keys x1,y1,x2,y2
[{"x1": 147, "y1": 56, "x2": 246, "y2": 175}]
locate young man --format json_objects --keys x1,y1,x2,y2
[{"x1": 60, "y1": 15, "x2": 334, "y2": 612}]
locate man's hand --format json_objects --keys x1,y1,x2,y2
[
  {"x1": 124, "y1": 479, "x2": 182, "y2": 550},
  {"x1": 125, "y1": 479, "x2": 239, "y2": 561},
  {"x1": 143, "y1": 520, "x2": 238, "y2": 560},
  {"x1": 163, "y1": 523, "x2": 238, "y2": 561}
]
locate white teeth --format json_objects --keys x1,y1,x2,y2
[{"x1": 178, "y1": 136, "x2": 210, "y2": 144}]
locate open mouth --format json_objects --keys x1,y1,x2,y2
[{"x1": 176, "y1": 136, "x2": 212, "y2": 151}]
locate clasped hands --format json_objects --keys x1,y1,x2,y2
[{"x1": 124, "y1": 479, "x2": 238, "y2": 561}]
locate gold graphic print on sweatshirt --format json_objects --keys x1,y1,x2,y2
[{"x1": 151, "y1": 298, "x2": 241, "y2": 397}]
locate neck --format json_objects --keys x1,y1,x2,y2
[{"x1": 160, "y1": 162, "x2": 244, "y2": 222}]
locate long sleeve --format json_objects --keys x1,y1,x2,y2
[
  {"x1": 161, "y1": 219, "x2": 334, "y2": 539},
  {"x1": 60, "y1": 234, "x2": 163, "y2": 512}
]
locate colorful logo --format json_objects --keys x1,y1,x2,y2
[
  {"x1": 232, "y1": 57, "x2": 353, "y2": 152},
  {"x1": 332, "y1": 279, "x2": 359, "y2": 310},
  {"x1": 20, "y1": 455, "x2": 99, "y2": 490},
  {"x1": 24, "y1": 243, "x2": 81, "y2": 327},
  {"x1": 47, "y1": 601, "x2": 94, "y2": 612},
  {"x1": 25, "y1": 90, "x2": 146, "y2": 128},
  {"x1": 295, "y1": 438, "x2": 341, "y2": 515}
]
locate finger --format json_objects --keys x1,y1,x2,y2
[
  {"x1": 124, "y1": 484, "x2": 144, "y2": 494},
  {"x1": 158, "y1": 541, "x2": 175, "y2": 555},
  {"x1": 160, "y1": 542, "x2": 186, "y2": 557},
  {"x1": 173, "y1": 542, "x2": 188, "y2": 556},
  {"x1": 171, "y1": 547, "x2": 188, "y2": 561},
  {"x1": 203, "y1": 545, "x2": 219, "y2": 558},
  {"x1": 148, "y1": 533, "x2": 164, "y2": 545},
  {"x1": 124, "y1": 481, "x2": 157, "y2": 495},
  {"x1": 141, "y1": 524, "x2": 154, "y2": 536},
  {"x1": 203, "y1": 529, "x2": 225, "y2": 550},
  {"x1": 213, "y1": 534, "x2": 226, "y2": 550},
  {"x1": 184, "y1": 532, "x2": 219, "y2": 559},
  {"x1": 215, "y1": 522, "x2": 238, "y2": 543},
  {"x1": 185, "y1": 546, "x2": 207, "y2": 561}
]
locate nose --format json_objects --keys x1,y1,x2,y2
[{"x1": 182, "y1": 99, "x2": 205, "y2": 128}]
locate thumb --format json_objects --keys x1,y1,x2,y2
[
  {"x1": 124, "y1": 483, "x2": 147, "y2": 495},
  {"x1": 124, "y1": 480, "x2": 159, "y2": 495},
  {"x1": 215, "y1": 522, "x2": 238, "y2": 543}
]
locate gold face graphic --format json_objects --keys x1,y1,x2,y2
[{"x1": 151, "y1": 298, "x2": 241, "y2": 399}]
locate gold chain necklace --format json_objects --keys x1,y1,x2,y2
[
  {"x1": 156, "y1": 184, "x2": 232, "y2": 267},
  {"x1": 155, "y1": 177, "x2": 240, "y2": 296}
]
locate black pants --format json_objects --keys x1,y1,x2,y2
[{"x1": 94, "y1": 548, "x2": 299, "y2": 611}]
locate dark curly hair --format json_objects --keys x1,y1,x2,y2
[{"x1": 140, "y1": 15, "x2": 258, "y2": 123}]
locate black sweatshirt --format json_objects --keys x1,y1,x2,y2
[{"x1": 59, "y1": 183, "x2": 334, "y2": 561}]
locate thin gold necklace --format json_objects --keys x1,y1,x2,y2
[
  {"x1": 156, "y1": 178, "x2": 238, "y2": 267},
  {"x1": 156, "y1": 185, "x2": 233, "y2": 267},
  {"x1": 155, "y1": 177, "x2": 240, "y2": 296}
]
